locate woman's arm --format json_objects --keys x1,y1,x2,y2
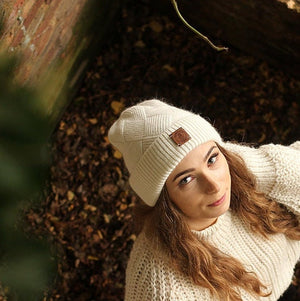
[{"x1": 224, "y1": 141, "x2": 300, "y2": 215}]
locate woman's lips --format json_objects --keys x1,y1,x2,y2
[{"x1": 208, "y1": 194, "x2": 226, "y2": 207}]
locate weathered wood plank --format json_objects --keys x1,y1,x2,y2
[{"x1": 161, "y1": 0, "x2": 300, "y2": 77}]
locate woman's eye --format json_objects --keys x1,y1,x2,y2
[
  {"x1": 179, "y1": 176, "x2": 193, "y2": 186},
  {"x1": 208, "y1": 153, "x2": 218, "y2": 165}
]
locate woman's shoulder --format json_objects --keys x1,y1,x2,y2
[
  {"x1": 125, "y1": 232, "x2": 173, "y2": 300},
  {"x1": 125, "y1": 231, "x2": 212, "y2": 301},
  {"x1": 127, "y1": 231, "x2": 168, "y2": 270}
]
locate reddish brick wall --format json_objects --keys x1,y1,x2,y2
[
  {"x1": 0, "y1": 0, "x2": 117, "y2": 122},
  {"x1": 1, "y1": 0, "x2": 86, "y2": 82}
]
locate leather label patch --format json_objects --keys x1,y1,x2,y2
[{"x1": 169, "y1": 127, "x2": 191, "y2": 146}]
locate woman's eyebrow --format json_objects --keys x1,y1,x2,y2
[
  {"x1": 172, "y1": 145, "x2": 217, "y2": 182},
  {"x1": 173, "y1": 168, "x2": 195, "y2": 182},
  {"x1": 204, "y1": 146, "x2": 217, "y2": 162}
]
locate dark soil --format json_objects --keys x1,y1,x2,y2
[{"x1": 24, "y1": 0, "x2": 300, "y2": 300}]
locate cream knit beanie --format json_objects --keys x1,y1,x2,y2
[{"x1": 108, "y1": 99, "x2": 222, "y2": 206}]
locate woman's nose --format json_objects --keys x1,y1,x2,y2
[{"x1": 200, "y1": 173, "x2": 221, "y2": 194}]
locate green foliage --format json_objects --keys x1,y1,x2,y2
[{"x1": 0, "y1": 55, "x2": 55, "y2": 300}]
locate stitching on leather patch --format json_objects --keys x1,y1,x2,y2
[{"x1": 169, "y1": 127, "x2": 191, "y2": 146}]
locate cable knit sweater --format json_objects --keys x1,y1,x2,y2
[{"x1": 125, "y1": 142, "x2": 300, "y2": 301}]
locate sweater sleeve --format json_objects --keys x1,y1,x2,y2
[{"x1": 223, "y1": 141, "x2": 300, "y2": 215}]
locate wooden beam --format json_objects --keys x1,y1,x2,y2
[{"x1": 165, "y1": 0, "x2": 300, "y2": 77}]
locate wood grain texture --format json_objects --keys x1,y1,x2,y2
[{"x1": 167, "y1": 0, "x2": 300, "y2": 77}]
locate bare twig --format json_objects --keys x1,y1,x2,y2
[{"x1": 171, "y1": 0, "x2": 228, "y2": 52}]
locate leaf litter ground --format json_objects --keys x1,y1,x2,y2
[{"x1": 20, "y1": 0, "x2": 300, "y2": 300}]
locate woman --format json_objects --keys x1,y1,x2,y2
[{"x1": 108, "y1": 99, "x2": 300, "y2": 301}]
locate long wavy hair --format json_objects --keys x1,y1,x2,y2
[{"x1": 133, "y1": 143, "x2": 300, "y2": 301}]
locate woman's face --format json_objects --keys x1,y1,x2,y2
[{"x1": 166, "y1": 141, "x2": 231, "y2": 231}]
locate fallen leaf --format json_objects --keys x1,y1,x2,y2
[
  {"x1": 134, "y1": 40, "x2": 145, "y2": 48},
  {"x1": 87, "y1": 255, "x2": 99, "y2": 261},
  {"x1": 103, "y1": 214, "x2": 111, "y2": 224},
  {"x1": 149, "y1": 20, "x2": 163, "y2": 33},
  {"x1": 67, "y1": 190, "x2": 75, "y2": 201},
  {"x1": 113, "y1": 149, "x2": 122, "y2": 159},
  {"x1": 111, "y1": 101, "x2": 124, "y2": 115},
  {"x1": 88, "y1": 118, "x2": 98, "y2": 124},
  {"x1": 84, "y1": 204, "x2": 97, "y2": 212}
]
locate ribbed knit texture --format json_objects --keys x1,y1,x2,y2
[{"x1": 125, "y1": 142, "x2": 300, "y2": 301}]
